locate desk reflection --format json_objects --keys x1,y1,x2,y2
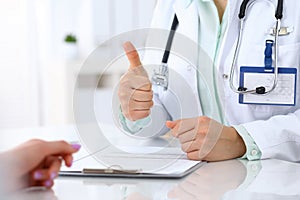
[
  {"x1": 168, "y1": 160, "x2": 246, "y2": 200},
  {"x1": 7, "y1": 188, "x2": 57, "y2": 200},
  {"x1": 22, "y1": 159, "x2": 300, "y2": 200}
]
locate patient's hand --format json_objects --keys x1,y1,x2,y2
[{"x1": 0, "y1": 139, "x2": 80, "y2": 192}]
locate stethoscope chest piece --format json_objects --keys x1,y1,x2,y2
[{"x1": 152, "y1": 63, "x2": 169, "y2": 90}]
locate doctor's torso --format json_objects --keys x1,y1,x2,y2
[{"x1": 145, "y1": 0, "x2": 300, "y2": 126}]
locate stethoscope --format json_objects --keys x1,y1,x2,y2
[{"x1": 152, "y1": 0, "x2": 284, "y2": 95}]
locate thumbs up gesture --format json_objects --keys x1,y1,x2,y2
[{"x1": 118, "y1": 42, "x2": 154, "y2": 121}]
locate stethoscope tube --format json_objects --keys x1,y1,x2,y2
[
  {"x1": 151, "y1": 14, "x2": 179, "y2": 90},
  {"x1": 162, "y1": 15, "x2": 179, "y2": 64},
  {"x1": 230, "y1": 0, "x2": 283, "y2": 95}
]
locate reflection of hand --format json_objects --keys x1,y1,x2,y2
[
  {"x1": 168, "y1": 160, "x2": 247, "y2": 200},
  {"x1": 1, "y1": 139, "x2": 80, "y2": 191},
  {"x1": 166, "y1": 117, "x2": 246, "y2": 161},
  {"x1": 126, "y1": 192, "x2": 150, "y2": 200},
  {"x1": 8, "y1": 188, "x2": 58, "y2": 200},
  {"x1": 118, "y1": 41, "x2": 153, "y2": 121}
]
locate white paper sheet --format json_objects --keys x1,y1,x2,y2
[{"x1": 61, "y1": 145, "x2": 201, "y2": 175}]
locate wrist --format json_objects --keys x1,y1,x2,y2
[
  {"x1": 231, "y1": 127, "x2": 247, "y2": 157},
  {"x1": 224, "y1": 126, "x2": 246, "y2": 158}
]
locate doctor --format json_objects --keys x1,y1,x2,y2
[{"x1": 118, "y1": 0, "x2": 300, "y2": 161}]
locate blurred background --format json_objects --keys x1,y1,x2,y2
[{"x1": 0, "y1": 0, "x2": 157, "y2": 129}]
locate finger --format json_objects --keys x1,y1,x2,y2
[
  {"x1": 31, "y1": 179, "x2": 54, "y2": 188},
  {"x1": 33, "y1": 157, "x2": 62, "y2": 181},
  {"x1": 47, "y1": 158, "x2": 62, "y2": 179},
  {"x1": 43, "y1": 141, "x2": 81, "y2": 156},
  {"x1": 186, "y1": 172, "x2": 207, "y2": 185},
  {"x1": 178, "y1": 129, "x2": 198, "y2": 143},
  {"x1": 129, "y1": 77, "x2": 152, "y2": 91},
  {"x1": 187, "y1": 150, "x2": 205, "y2": 161},
  {"x1": 32, "y1": 169, "x2": 52, "y2": 181},
  {"x1": 170, "y1": 123, "x2": 195, "y2": 138},
  {"x1": 43, "y1": 179, "x2": 54, "y2": 188},
  {"x1": 176, "y1": 179, "x2": 205, "y2": 198},
  {"x1": 132, "y1": 90, "x2": 153, "y2": 102},
  {"x1": 168, "y1": 184, "x2": 198, "y2": 200},
  {"x1": 133, "y1": 84, "x2": 152, "y2": 92},
  {"x1": 166, "y1": 121, "x2": 177, "y2": 129},
  {"x1": 129, "y1": 100, "x2": 153, "y2": 110},
  {"x1": 123, "y1": 41, "x2": 142, "y2": 69},
  {"x1": 63, "y1": 154, "x2": 73, "y2": 167},
  {"x1": 167, "y1": 119, "x2": 197, "y2": 134},
  {"x1": 29, "y1": 180, "x2": 46, "y2": 188},
  {"x1": 121, "y1": 76, "x2": 151, "y2": 91},
  {"x1": 181, "y1": 140, "x2": 202, "y2": 153},
  {"x1": 176, "y1": 118, "x2": 198, "y2": 133}
]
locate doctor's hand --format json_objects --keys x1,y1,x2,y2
[
  {"x1": 166, "y1": 117, "x2": 246, "y2": 161},
  {"x1": 0, "y1": 139, "x2": 80, "y2": 192},
  {"x1": 118, "y1": 41, "x2": 153, "y2": 121}
]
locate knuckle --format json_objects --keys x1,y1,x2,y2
[
  {"x1": 58, "y1": 140, "x2": 68, "y2": 146},
  {"x1": 187, "y1": 153, "x2": 194, "y2": 160},
  {"x1": 123, "y1": 112, "x2": 131, "y2": 120},
  {"x1": 118, "y1": 91, "x2": 129, "y2": 100},
  {"x1": 140, "y1": 111, "x2": 150, "y2": 119},
  {"x1": 149, "y1": 91, "x2": 154, "y2": 98},
  {"x1": 147, "y1": 83, "x2": 152, "y2": 90},
  {"x1": 149, "y1": 100, "x2": 154, "y2": 107},
  {"x1": 29, "y1": 139, "x2": 44, "y2": 144},
  {"x1": 181, "y1": 145, "x2": 187, "y2": 152},
  {"x1": 199, "y1": 116, "x2": 210, "y2": 123}
]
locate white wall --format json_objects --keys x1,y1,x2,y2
[
  {"x1": 0, "y1": 0, "x2": 40, "y2": 129},
  {"x1": 0, "y1": 0, "x2": 157, "y2": 129}
]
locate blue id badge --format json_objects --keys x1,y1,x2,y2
[{"x1": 239, "y1": 67, "x2": 297, "y2": 106}]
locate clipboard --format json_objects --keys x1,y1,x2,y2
[
  {"x1": 59, "y1": 162, "x2": 203, "y2": 179},
  {"x1": 59, "y1": 145, "x2": 205, "y2": 179}
]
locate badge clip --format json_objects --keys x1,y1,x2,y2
[{"x1": 269, "y1": 26, "x2": 294, "y2": 36}]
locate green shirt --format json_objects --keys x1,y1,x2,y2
[{"x1": 196, "y1": 0, "x2": 261, "y2": 160}]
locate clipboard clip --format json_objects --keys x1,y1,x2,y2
[{"x1": 83, "y1": 165, "x2": 142, "y2": 175}]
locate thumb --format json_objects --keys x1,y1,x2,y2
[
  {"x1": 166, "y1": 121, "x2": 177, "y2": 129},
  {"x1": 123, "y1": 41, "x2": 142, "y2": 69}
]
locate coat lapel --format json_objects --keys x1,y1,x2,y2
[{"x1": 173, "y1": 0, "x2": 199, "y2": 43}]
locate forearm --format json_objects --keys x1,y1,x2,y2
[{"x1": 241, "y1": 110, "x2": 300, "y2": 161}]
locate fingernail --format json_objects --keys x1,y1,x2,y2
[
  {"x1": 123, "y1": 41, "x2": 133, "y2": 52},
  {"x1": 71, "y1": 144, "x2": 81, "y2": 150},
  {"x1": 51, "y1": 172, "x2": 57, "y2": 180},
  {"x1": 34, "y1": 171, "x2": 42, "y2": 180},
  {"x1": 44, "y1": 180, "x2": 52, "y2": 187}
]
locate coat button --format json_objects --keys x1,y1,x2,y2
[
  {"x1": 222, "y1": 74, "x2": 229, "y2": 79},
  {"x1": 251, "y1": 149, "x2": 258, "y2": 156},
  {"x1": 251, "y1": 164, "x2": 258, "y2": 171}
]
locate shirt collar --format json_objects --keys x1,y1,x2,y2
[{"x1": 199, "y1": 0, "x2": 212, "y2": 2}]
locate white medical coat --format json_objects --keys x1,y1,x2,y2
[{"x1": 138, "y1": 0, "x2": 300, "y2": 162}]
